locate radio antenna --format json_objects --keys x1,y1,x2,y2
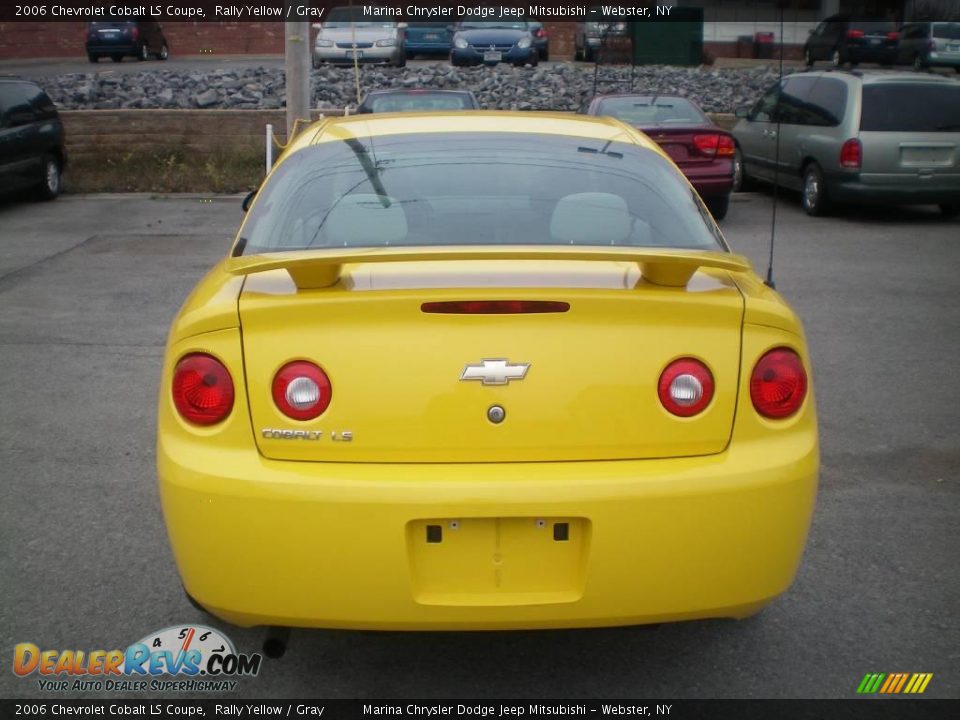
[{"x1": 765, "y1": 5, "x2": 785, "y2": 290}]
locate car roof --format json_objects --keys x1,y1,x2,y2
[
  {"x1": 794, "y1": 68, "x2": 959, "y2": 85},
  {"x1": 364, "y1": 89, "x2": 474, "y2": 96},
  {"x1": 287, "y1": 111, "x2": 656, "y2": 156}
]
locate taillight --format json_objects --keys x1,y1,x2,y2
[
  {"x1": 846, "y1": 29, "x2": 865, "y2": 39},
  {"x1": 886, "y1": 31, "x2": 899, "y2": 40},
  {"x1": 172, "y1": 353, "x2": 235, "y2": 426},
  {"x1": 658, "y1": 358, "x2": 714, "y2": 417},
  {"x1": 421, "y1": 300, "x2": 569, "y2": 314},
  {"x1": 750, "y1": 348, "x2": 808, "y2": 419},
  {"x1": 272, "y1": 361, "x2": 332, "y2": 421},
  {"x1": 535, "y1": 28, "x2": 548, "y2": 38},
  {"x1": 840, "y1": 138, "x2": 862, "y2": 168},
  {"x1": 693, "y1": 134, "x2": 721, "y2": 157},
  {"x1": 130, "y1": 26, "x2": 140, "y2": 41},
  {"x1": 716, "y1": 134, "x2": 735, "y2": 157}
]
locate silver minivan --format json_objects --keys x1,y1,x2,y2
[
  {"x1": 897, "y1": 21, "x2": 960, "y2": 71},
  {"x1": 732, "y1": 70, "x2": 960, "y2": 216}
]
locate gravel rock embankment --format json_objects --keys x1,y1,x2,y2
[{"x1": 44, "y1": 62, "x2": 781, "y2": 114}]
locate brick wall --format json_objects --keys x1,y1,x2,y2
[
  {"x1": 0, "y1": 22, "x2": 287, "y2": 60},
  {"x1": 59, "y1": 108, "x2": 735, "y2": 161}
]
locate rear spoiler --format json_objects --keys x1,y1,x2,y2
[{"x1": 224, "y1": 246, "x2": 752, "y2": 289}]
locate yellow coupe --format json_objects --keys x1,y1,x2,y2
[{"x1": 157, "y1": 112, "x2": 818, "y2": 630}]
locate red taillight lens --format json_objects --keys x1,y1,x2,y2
[
  {"x1": 716, "y1": 134, "x2": 735, "y2": 157},
  {"x1": 840, "y1": 138, "x2": 862, "y2": 168},
  {"x1": 658, "y1": 358, "x2": 714, "y2": 417},
  {"x1": 693, "y1": 134, "x2": 721, "y2": 157},
  {"x1": 272, "y1": 361, "x2": 332, "y2": 421},
  {"x1": 536, "y1": 28, "x2": 548, "y2": 38},
  {"x1": 847, "y1": 29, "x2": 865, "y2": 39},
  {"x1": 130, "y1": 26, "x2": 140, "y2": 40},
  {"x1": 421, "y1": 300, "x2": 569, "y2": 314},
  {"x1": 172, "y1": 354, "x2": 235, "y2": 426},
  {"x1": 886, "y1": 31, "x2": 899, "y2": 40},
  {"x1": 750, "y1": 348, "x2": 808, "y2": 419}
]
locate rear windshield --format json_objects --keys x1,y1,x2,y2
[
  {"x1": 596, "y1": 96, "x2": 708, "y2": 126},
  {"x1": 861, "y1": 84, "x2": 960, "y2": 132},
  {"x1": 849, "y1": 21, "x2": 896, "y2": 32},
  {"x1": 932, "y1": 22, "x2": 960, "y2": 40},
  {"x1": 238, "y1": 132, "x2": 724, "y2": 255},
  {"x1": 364, "y1": 94, "x2": 475, "y2": 112}
]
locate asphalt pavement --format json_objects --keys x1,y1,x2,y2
[{"x1": 0, "y1": 190, "x2": 957, "y2": 700}]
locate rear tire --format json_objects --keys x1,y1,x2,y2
[
  {"x1": 37, "y1": 155, "x2": 62, "y2": 201},
  {"x1": 801, "y1": 162, "x2": 831, "y2": 217},
  {"x1": 706, "y1": 195, "x2": 730, "y2": 221},
  {"x1": 158, "y1": 43, "x2": 169, "y2": 61},
  {"x1": 831, "y1": 48, "x2": 843, "y2": 67},
  {"x1": 540, "y1": 48, "x2": 549, "y2": 62},
  {"x1": 804, "y1": 48, "x2": 813, "y2": 67},
  {"x1": 940, "y1": 204, "x2": 959, "y2": 218},
  {"x1": 138, "y1": 43, "x2": 149, "y2": 61}
]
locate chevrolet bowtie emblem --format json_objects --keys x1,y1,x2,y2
[{"x1": 460, "y1": 359, "x2": 530, "y2": 386}]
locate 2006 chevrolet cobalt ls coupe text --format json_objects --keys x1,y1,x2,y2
[{"x1": 158, "y1": 112, "x2": 819, "y2": 631}]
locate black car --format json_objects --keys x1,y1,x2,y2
[
  {"x1": 356, "y1": 89, "x2": 480, "y2": 113},
  {"x1": 0, "y1": 78, "x2": 65, "y2": 200},
  {"x1": 804, "y1": 16, "x2": 898, "y2": 67},
  {"x1": 86, "y1": 20, "x2": 169, "y2": 63}
]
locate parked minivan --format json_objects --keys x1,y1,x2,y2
[
  {"x1": 804, "y1": 17, "x2": 899, "y2": 67},
  {"x1": 732, "y1": 70, "x2": 960, "y2": 217},
  {"x1": 86, "y1": 20, "x2": 169, "y2": 63},
  {"x1": 897, "y1": 21, "x2": 960, "y2": 71},
  {"x1": 0, "y1": 78, "x2": 65, "y2": 199}
]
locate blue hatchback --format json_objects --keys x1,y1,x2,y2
[{"x1": 451, "y1": 21, "x2": 538, "y2": 67}]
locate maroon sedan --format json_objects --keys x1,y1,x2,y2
[{"x1": 583, "y1": 94, "x2": 735, "y2": 220}]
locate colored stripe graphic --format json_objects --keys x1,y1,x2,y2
[{"x1": 857, "y1": 672, "x2": 933, "y2": 694}]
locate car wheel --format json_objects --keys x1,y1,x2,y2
[
  {"x1": 312, "y1": 55, "x2": 321, "y2": 69},
  {"x1": 831, "y1": 48, "x2": 843, "y2": 67},
  {"x1": 732, "y1": 147, "x2": 750, "y2": 192},
  {"x1": 585, "y1": 46, "x2": 595, "y2": 63},
  {"x1": 158, "y1": 43, "x2": 169, "y2": 61},
  {"x1": 541, "y1": 49, "x2": 549, "y2": 62},
  {"x1": 37, "y1": 155, "x2": 62, "y2": 201},
  {"x1": 707, "y1": 195, "x2": 730, "y2": 221},
  {"x1": 575, "y1": 45, "x2": 583, "y2": 61},
  {"x1": 111, "y1": 54, "x2": 123, "y2": 63},
  {"x1": 804, "y1": 48, "x2": 813, "y2": 67},
  {"x1": 88, "y1": 53, "x2": 99, "y2": 63},
  {"x1": 802, "y1": 163, "x2": 830, "y2": 217},
  {"x1": 138, "y1": 43, "x2": 149, "y2": 61},
  {"x1": 395, "y1": 54, "x2": 406, "y2": 68},
  {"x1": 940, "y1": 204, "x2": 959, "y2": 218},
  {"x1": 913, "y1": 54, "x2": 928, "y2": 71}
]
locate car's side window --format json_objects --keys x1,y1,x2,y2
[
  {"x1": 776, "y1": 77, "x2": 817, "y2": 125},
  {"x1": 750, "y1": 84, "x2": 780, "y2": 122},
  {"x1": 805, "y1": 78, "x2": 848, "y2": 127}
]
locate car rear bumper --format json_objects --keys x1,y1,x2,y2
[
  {"x1": 925, "y1": 51, "x2": 960, "y2": 67},
  {"x1": 682, "y1": 162, "x2": 734, "y2": 199},
  {"x1": 846, "y1": 45, "x2": 897, "y2": 63},
  {"x1": 828, "y1": 172, "x2": 960, "y2": 205},
  {"x1": 314, "y1": 46, "x2": 400, "y2": 64},
  {"x1": 158, "y1": 433, "x2": 818, "y2": 630},
  {"x1": 452, "y1": 46, "x2": 537, "y2": 65},
  {"x1": 86, "y1": 42, "x2": 137, "y2": 54}
]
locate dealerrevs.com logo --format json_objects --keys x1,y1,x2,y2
[{"x1": 13, "y1": 625, "x2": 261, "y2": 692}]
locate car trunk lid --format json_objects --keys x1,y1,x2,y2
[{"x1": 232, "y1": 248, "x2": 748, "y2": 463}]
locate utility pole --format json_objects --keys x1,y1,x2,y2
[{"x1": 284, "y1": 7, "x2": 311, "y2": 140}]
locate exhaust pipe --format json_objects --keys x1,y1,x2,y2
[{"x1": 262, "y1": 627, "x2": 290, "y2": 659}]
